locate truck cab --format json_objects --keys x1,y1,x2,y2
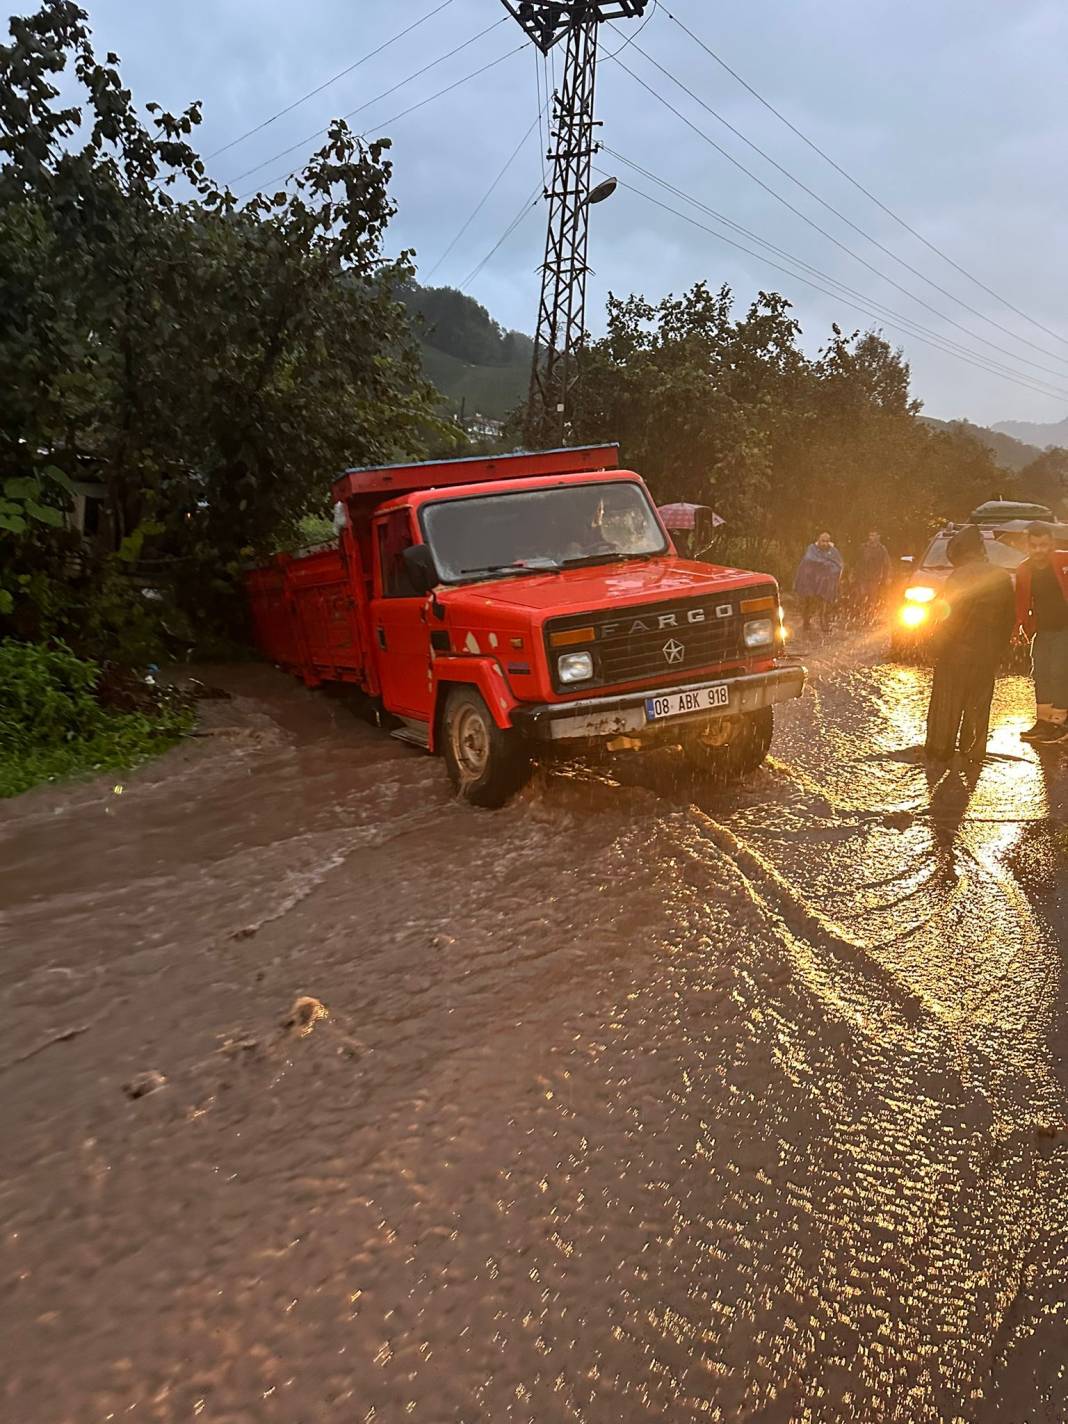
[{"x1": 248, "y1": 445, "x2": 805, "y2": 806}]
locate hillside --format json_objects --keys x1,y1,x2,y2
[
  {"x1": 400, "y1": 282, "x2": 532, "y2": 422},
  {"x1": 920, "y1": 416, "x2": 1042, "y2": 471},
  {"x1": 418, "y1": 341, "x2": 528, "y2": 422},
  {"x1": 991, "y1": 414, "x2": 1068, "y2": 450}
]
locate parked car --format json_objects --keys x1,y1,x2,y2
[{"x1": 890, "y1": 526, "x2": 1025, "y2": 659}]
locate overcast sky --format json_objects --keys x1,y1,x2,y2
[{"x1": 69, "y1": 0, "x2": 1068, "y2": 425}]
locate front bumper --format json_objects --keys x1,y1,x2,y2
[{"x1": 512, "y1": 664, "x2": 806, "y2": 743}]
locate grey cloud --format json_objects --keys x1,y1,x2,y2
[{"x1": 75, "y1": 0, "x2": 1068, "y2": 424}]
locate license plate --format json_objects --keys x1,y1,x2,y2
[{"x1": 645, "y1": 683, "x2": 729, "y2": 721}]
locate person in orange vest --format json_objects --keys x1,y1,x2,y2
[{"x1": 1016, "y1": 522, "x2": 1068, "y2": 743}]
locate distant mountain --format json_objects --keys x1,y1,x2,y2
[
  {"x1": 920, "y1": 416, "x2": 1042, "y2": 472},
  {"x1": 399, "y1": 282, "x2": 532, "y2": 421},
  {"x1": 991, "y1": 415, "x2": 1068, "y2": 450}
]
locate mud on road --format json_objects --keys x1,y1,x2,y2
[{"x1": 3, "y1": 637, "x2": 1067, "y2": 1423}]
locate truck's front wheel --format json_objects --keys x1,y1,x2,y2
[
  {"x1": 442, "y1": 686, "x2": 531, "y2": 808},
  {"x1": 686, "y1": 706, "x2": 773, "y2": 782}
]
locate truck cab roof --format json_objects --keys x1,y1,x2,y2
[
  {"x1": 332, "y1": 444, "x2": 620, "y2": 505},
  {"x1": 376, "y1": 466, "x2": 649, "y2": 520}
]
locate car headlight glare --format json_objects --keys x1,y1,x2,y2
[
  {"x1": 743, "y1": 617, "x2": 775, "y2": 649},
  {"x1": 558, "y1": 651, "x2": 594, "y2": 683},
  {"x1": 900, "y1": 603, "x2": 928, "y2": 628},
  {"x1": 904, "y1": 585, "x2": 936, "y2": 603}
]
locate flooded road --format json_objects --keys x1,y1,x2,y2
[{"x1": 3, "y1": 636, "x2": 1067, "y2": 1423}]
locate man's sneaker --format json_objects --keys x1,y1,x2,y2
[
  {"x1": 1031, "y1": 721, "x2": 1068, "y2": 743},
  {"x1": 1021, "y1": 720, "x2": 1057, "y2": 741}
]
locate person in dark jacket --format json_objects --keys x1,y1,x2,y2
[
  {"x1": 925, "y1": 524, "x2": 1015, "y2": 763},
  {"x1": 852, "y1": 530, "x2": 892, "y2": 625},
  {"x1": 1015, "y1": 521, "x2": 1068, "y2": 742}
]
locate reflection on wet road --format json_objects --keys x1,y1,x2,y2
[{"x1": 2, "y1": 638, "x2": 1066, "y2": 1422}]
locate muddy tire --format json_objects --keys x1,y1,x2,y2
[
  {"x1": 686, "y1": 706, "x2": 773, "y2": 782},
  {"x1": 442, "y1": 686, "x2": 531, "y2": 808}
]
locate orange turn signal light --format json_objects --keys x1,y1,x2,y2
[
  {"x1": 741, "y1": 595, "x2": 777, "y2": 614},
  {"x1": 549, "y1": 626, "x2": 595, "y2": 648}
]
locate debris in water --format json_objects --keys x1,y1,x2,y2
[
  {"x1": 123, "y1": 1070, "x2": 167, "y2": 1100},
  {"x1": 281, "y1": 996, "x2": 327, "y2": 1034}
]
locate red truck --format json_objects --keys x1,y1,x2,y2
[{"x1": 247, "y1": 444, "x2": 805, "y2": 806}]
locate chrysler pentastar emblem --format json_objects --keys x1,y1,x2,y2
[{"x1": 663, "y1": 638, "x2": 685, "y2": 664}]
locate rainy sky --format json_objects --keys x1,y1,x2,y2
[{"x1": 58, "y1": 1, "x2": 1068, "y2": 426}]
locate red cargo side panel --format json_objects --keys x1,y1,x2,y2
[
  {"x1": 247, "y1": 561, "x2": 303, "y2": 671},
  {"x1": 247, "y1": 545, "x2": 367, "y2": 687},
  {"x1": 285, "y1": 547, "x2": 366, "y2": 684}
]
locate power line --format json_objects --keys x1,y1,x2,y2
[
  {"x1": 603, "y1": 149, "x2": 1068, "y2": 401},
  {"x1": 660, "y1": 3, "x2": 1068, "y2": 353},
  {"x1": 460, "y1": 185, "x2": 543, "y2": 291},
  {"x1": 425, "y1": 107, "x2": 545, "y2": 283},
  {"x1": 616, "y1": 30, "x2": 1068, "y2": 378},
  {"x1": 613, "y1": 32, "x2": 1068, "y2": 377},
  {"x1": 604, "y1": 168, "x2": 1068, "y2": 404},
  {"x1": 230, "y1": 16, "x2": 509, "y2": 189},
  {"x1": 604, "y1": 47, "x2": 1068, "y2": 388},
  {"x1": 613, "y1": 30, "x2": 1068, "y2": 376},
  {"x1": 237, "y1": 41, "x2": 525, "y2": 202},
  {"x1": 206, "y1": 0, "x2": 456, "y2": 162}
]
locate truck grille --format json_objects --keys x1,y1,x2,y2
[{"x1": 546, "y1": 587, "x2": 773, "y2": 693}]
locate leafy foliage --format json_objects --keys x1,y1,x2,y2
[
  {"x1": 0, "y1": 639, "x2": 192, "y2": 796},
  {"x1": 573, "y1": 283, "x2": 1004, "y2": 559},
  {"x1": 0, "y1": 1, "x2": 438, "y2": 644}
]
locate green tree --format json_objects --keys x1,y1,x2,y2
[
  {"x1": 0, "y1": 0, "x2": 437, "y2": 647},
  {"x1": 573, "y1": 283, "x2": 999, "y2": 566},
  {"x1": 1017, "y1": 448, "x2": 1068, "y2": 514}
]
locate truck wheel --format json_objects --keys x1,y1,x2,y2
[
  {"x1": 687, "y1": 706, "x2": 773, "y2": 782},
  {"x1": 442, "y1": 686, "x2": 531, "y2": 808}
]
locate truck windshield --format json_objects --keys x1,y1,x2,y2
[{"x1": 421, "y1": 480, "x2": 668, "y2": 583}]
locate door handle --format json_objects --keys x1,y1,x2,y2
[{"x1": 376, "y1": 626, "x2": 387, "y2": 650}]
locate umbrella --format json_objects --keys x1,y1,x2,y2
[{"x1": 657, "y1": 502, "x2": 725, "y2": 531}]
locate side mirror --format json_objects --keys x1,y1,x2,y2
[{"x1": 403, "y1": 543, "x2": 438, "y2": 595}]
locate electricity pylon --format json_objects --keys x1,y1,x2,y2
[{"x1": 500, "y1": 3, "x2": 647, "y2": 447}]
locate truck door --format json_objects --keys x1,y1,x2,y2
[{"x1": 370, "y1": 508, "x2": 433, "y2": 721}]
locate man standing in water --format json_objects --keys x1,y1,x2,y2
[
  {"x1": 852, "y1": 530, "x2": 892, "y2": 625},
  {"x1": 925, "y1": 524, "x2": 1015, "y2": 763},
  {"x1": 1016, "y1": 521, "x2": 1068, "y2": 743},
  {"x1": 794, "y1": 531, "x2": 844, "y2": 632}
]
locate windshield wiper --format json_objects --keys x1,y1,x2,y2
[
  {"x1": 460, "y1": 558, "x2": 561, "y2": 577},
  {"x1": 561, "y1": 550, "x2": 657, "y2": 569}
]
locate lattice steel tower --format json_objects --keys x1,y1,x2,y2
[{"x1": 501, "y1": 2, "x2": 647, "y2": 447}]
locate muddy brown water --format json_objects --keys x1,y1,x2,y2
[{"x1": 2, "y1": 634, "x2": 1067, "y2": 1423}]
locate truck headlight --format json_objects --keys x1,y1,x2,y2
[
  {"x1": 558, "y1": 651, "x2": 594, "y2": 683},
  {"x1": 743, "y1": 617, "x2": 775, "y2": 649}
]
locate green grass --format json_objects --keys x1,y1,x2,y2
[{"x1": 0, "y1": 640, "x2": 193, "y2": 798}]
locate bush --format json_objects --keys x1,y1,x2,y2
[{"x1": 0, "y1": 640, "x2": 193, "y2": 797}]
